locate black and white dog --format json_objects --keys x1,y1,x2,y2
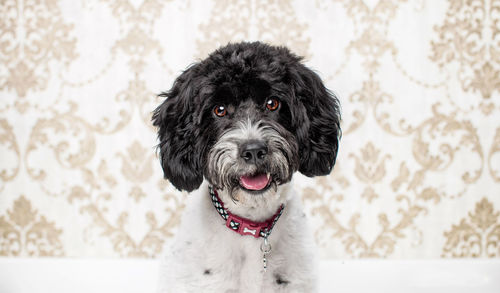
[{"x1": 153, "y1": 42, "x2": 341, "y2": 292}]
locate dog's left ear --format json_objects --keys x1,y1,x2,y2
[
  {"x1": 291, "y1": 63, "x2": 341, "y2": 177},
  {"x1": 152, "y1": 64, "x2": 205, "y2": 192}
]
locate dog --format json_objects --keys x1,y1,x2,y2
[{"x1": 153, "y1": 42, "x2": 341, "y2": 292}]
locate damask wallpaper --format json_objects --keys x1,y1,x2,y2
[{"x1": 0, "y1": 0, "x2": 499, "y2": 259}]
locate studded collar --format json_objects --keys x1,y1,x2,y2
[{"x1": 209, "y1": 186, "x2": 285, "y2": 238}]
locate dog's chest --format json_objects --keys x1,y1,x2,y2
[
  {"x1": 173, "y1": 232, "x2": 294, "y2": 292},
  {"x1": 158, "y1": 186, "x2": 316, "y2": 292}
]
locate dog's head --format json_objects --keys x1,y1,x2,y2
[{"x1": 153, "y1": 42, "x2": 340, "y2": 203}]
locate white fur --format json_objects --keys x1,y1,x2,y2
[{"x1": 157, "y1": 181, "x2": 318, "y2": 293}]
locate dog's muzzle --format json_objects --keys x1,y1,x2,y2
[
  {"x1": 238, "y1": 140, "x2": 272, "y2": 191},
  {"x1": 205, "y1": 118, "x2": 298, "y2": 194}
]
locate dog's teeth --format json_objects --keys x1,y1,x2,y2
[{"x1": 266, "y1": 173, "x2": 270, "y2": 180}]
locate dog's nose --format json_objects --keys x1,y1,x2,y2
[{"x1": 240, "y1": 141, "x2": 268, "y2": 164}]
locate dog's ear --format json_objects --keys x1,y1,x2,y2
[
  {"x1": 291, "y1": 63, "x2": 341, "y2": 177},
  {"x1": 152, "y1": 64, "x2": 205, "y2": 192}
]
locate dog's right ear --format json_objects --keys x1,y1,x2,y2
[{"x1": 152, "y1": 64, "x2": 204, "y2": 192}]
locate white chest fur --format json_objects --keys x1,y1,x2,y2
[{"x1": 157, "y1": 182, "x2": 317, "y2": 293}]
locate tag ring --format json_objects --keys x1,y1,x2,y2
[{"x1": 260, "y1": 238, "x2": 272, "y2": 254}]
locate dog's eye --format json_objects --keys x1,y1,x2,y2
[
  {"x1": 266, "y1": 98, "x2": 280, "y2": 111},
  {"x1": 213, "y1": 105, "x2": 227, "y2": 117}
]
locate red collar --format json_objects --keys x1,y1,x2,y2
[{"x1": 209, "y1": 186, "x2": 285, "y2": 238}]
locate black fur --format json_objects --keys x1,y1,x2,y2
[
  {"x1": 153, "y1": 42, "x2": 341, "y2": 192},
  {"x1": 291, "y1": 63, "x2": 341, "y2": 177}
]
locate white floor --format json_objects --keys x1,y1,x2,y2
[{"x1": 1, "y1": 258, "x2": 499, "y2": 293}]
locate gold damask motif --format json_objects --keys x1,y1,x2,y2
[
  {"x1": 118, "y1": 141, "x2": 153, "y2": 182},
  {"x1": 301, "y1": 0, "x2": 419, "y2": 257},
  {"x1": 442, "y1": 198, "x2": 500, "y2": 257},
  {"x1": 104, "y1": 0, "x2": 164, "y2": 25},
  {"x1": 25, "y1": 105, "x2": 96, "y2": 197},
  {"x1": 305, "y1": 149, "x2": 430, "y2": 257},
  {"x1": 0, "y1": 196, "x2": 64, "y2": 256},
  {"x1": 106, "y1": 0, "x2": 167, "y2": 129},
  {"x1": 305, "y1": 183, "x2": 426, "y2": 257},
  {"x1": 335, "y1": 0, "x2": 417, "y2": 135},
  {"x1": 412, "y1": 105, "x2": 483, "y2": 187},
  {"x1": 197, "y1": 0, "x2": 309, "y2": 57},
  {"x1": 103, "y1": 0, "x2": 166, "y2": 73},
  {"x1": 64, "y1": 0, "x2": 180, "y2": 256},
  {"x1": 61, "y1": 0, "x2": 167, "y2": 130},
  {"x1": 346, "y1": 76, "x2": 416, "y2": 135},
  {"x1": 349, "y1": 142, "x2": 391, "y2": 203},
  {"x1": 80, "y1": 204, "x2": 183, "y2": 257},
  {"x1": 0, "y1": 0, "x2": 77, "y2": 109},
  {"x1": 338, "y1": 0, "x2": 406, "y2": 25},
  {"x1": 118, "y1": 140, "x2": 154, "y2": 202},
  {"x1": 24, "y1": 100, "x2": 147, "y2": 196},
  {"x1": 68, "y1": 173, "x2": 184, "y2": 257},
  {"x1": 305, "y1": 166, "x2": 429, "y2": 257},
  {"x1": 114, "y1": 77, "x2": 158, "y2": 129},
  {"x1": 299, "y1": 0, "x2": 499, "y2": 258},
  {"x1": 0, "y1": 0, "x2": 498, "y2": 260},
  {"x1": 489, "y1": 127, "x2": 500, "y2": 182},
  {"x1": 18, "y1": 0, "x2": 181, "y2": 257},
  {"x1": 0, "y1": 119, "x2": 20, "y2": 192},
  {"x1": 431, "y1": 0, "x2": 500, "y2": 101},
  {"x1": 305, "y1": 104, "x2": 484, "y2": 257},
  {"x1": 38, "y1": 120, "x2": 182, "y2": 258}
]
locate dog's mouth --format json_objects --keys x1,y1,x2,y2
[{"x1": 239, "y1": 173, "x2": 272, "y2": 193}]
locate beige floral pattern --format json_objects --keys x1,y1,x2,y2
[
  {"x1": 118, "y1": 140, "x2": 154, "y2": 202},
  {"x1": 197, "y1": 0, "x2": 309, "y2": 57},
  {"x1": 0, "y1": 0, "x2": 77, "y2": 111},
  {"x1": 0, "y1": 196, "x2": 64, "y2": 256},
  {"x1": 443, "y1": 198, "x2": 500, "y2": 257},
  {"x1": 349, "y1": 142, "x2": 391, "y2": 202},
  {"x1": 0, "y1": 119, "x2": 20, "y2": 192},
  {"x1": 0, "y1": 0, "x2": 499, "y2": 259},
  {"x1": 431, "y1": 0, "x2": 500, "y2": 100},
  {"x1": 489, "y1": 128, "x2": 500, "y2": 182}
]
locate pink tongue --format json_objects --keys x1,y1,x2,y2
[{"x1": 240, "y1": 174, "x2": 270, "y2": 190}]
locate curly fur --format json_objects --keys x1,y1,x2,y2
[{"x1": 153, "y1": 42, "x2": 341, "y2": 293}]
